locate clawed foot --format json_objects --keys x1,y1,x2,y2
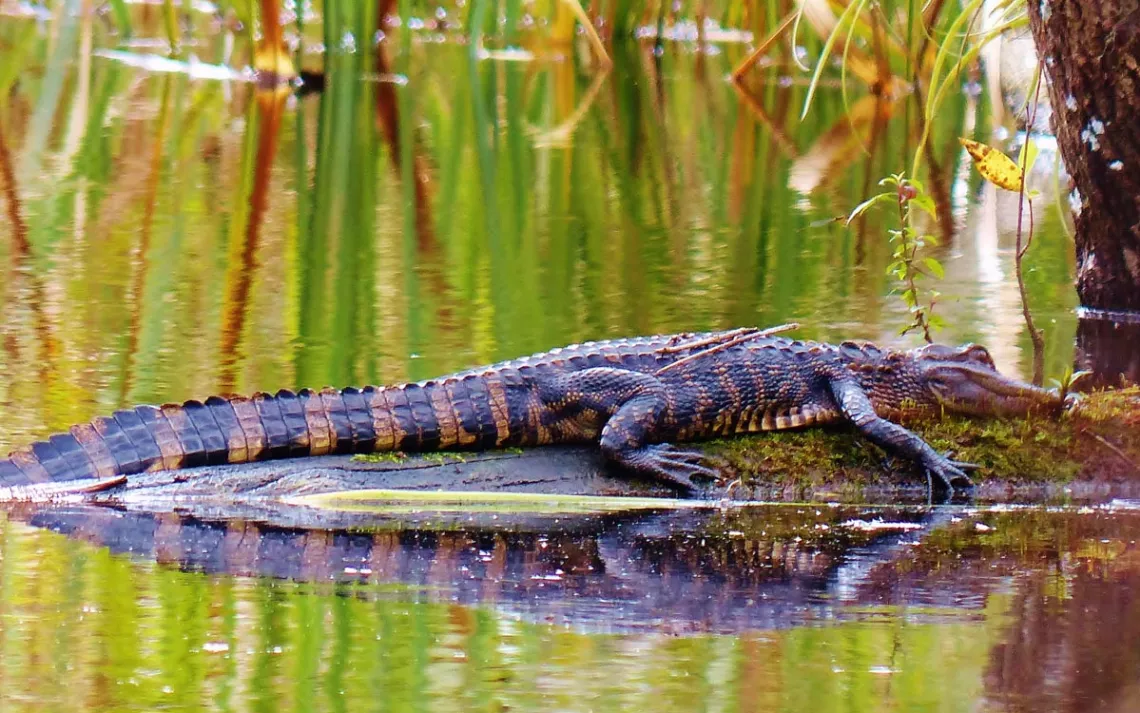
[
  {"x1": 926, "y1": 452, "x2": 978, "y2": 493},
  {"x1": 622, "y1": 444, "x2": 720, "y2": 492}
]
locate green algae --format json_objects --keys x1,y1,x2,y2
[
  {"x1": 351, "y1": 451, "x2": 412, "y2": 464},
  {"x1": 705, "y1": 387, "x2": 1140, "y2": 491},
  {"x1": 351, "y1": 448, "x2": 525, "y2": 465},
  {"x1": 351, "y1": 451, "x2": 470, "y2": 465}
]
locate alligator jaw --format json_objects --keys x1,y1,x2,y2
[{"x1": 925, "y1": 363, "x2": 1066, "y2": 417}]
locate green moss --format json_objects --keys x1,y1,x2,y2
[
  {"x1": 353, "y1": 448, "x2": 527, "y2": 464},
  {"x1": 351, "y1": 451, "x2": 410, "y2": 464},
  {"x1": 703, "y1": 387, "x2": 1140, "y2": 491},
  {"x1": 352, "y1": 451, "x2": 472, "y2": 465}
]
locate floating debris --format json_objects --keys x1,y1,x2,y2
[{"x1": 839, "y1": 519, "x2": 925, "y2": 533}]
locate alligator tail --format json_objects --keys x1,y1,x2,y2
[{"x1": 0, "y1": 374, "x2": 513, "y2": 487}]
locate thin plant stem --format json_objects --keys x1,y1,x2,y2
[
  {"x1": 1015, "y1": 62, "x2": 1046, "y2": 385},
  {"x1": 561, "y1": 0, "x2": 611, "y2": 68},
  {"x1": 730, "y1": 11, "x2": 795, "y2": 81},
  {"x1": 896, "y1": 193, "x2": 933, "y2": 343},
  {"x1": 654, "y1": 0, "x2": 667, "y2": 56}
]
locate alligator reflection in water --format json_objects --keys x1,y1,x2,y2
[{"x1": 21, "y1": 504, "x2": 937, "y2": 632}]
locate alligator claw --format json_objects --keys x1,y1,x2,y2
[
  {"x1": 925, "y1": 454, "x2": 975, "y2": 492},
  {"x1": 949, "y1": 459, "x2": 982, "y2": 472},
  {"x1": 639, "y1": 445, "x2": 720, "y2": 491}
]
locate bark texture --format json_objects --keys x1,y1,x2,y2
[{"x1": 1028, "y1": 1, "x2": 1140, "y2": 311}]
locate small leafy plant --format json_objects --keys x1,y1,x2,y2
[{"x1": 848, "y1": 173, "x2": 944, "y2": 343}]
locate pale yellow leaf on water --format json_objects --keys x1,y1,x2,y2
[{"x1": 959, "y1": 137, "x2": 1023, "y2": 192}]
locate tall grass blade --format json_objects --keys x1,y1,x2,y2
[
  {"x1": 800, "y1": 0, "x2": 864, "y2": 120},
  {"x1": 121, "y1": 75, "x2": 173, "y2": 402}
]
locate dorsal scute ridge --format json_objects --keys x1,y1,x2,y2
[{"x1": 423, "y1": 330, "x2": 731, "y2": 385}]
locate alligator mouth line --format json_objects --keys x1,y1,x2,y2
[{"x1": 938, "y1": 364, "x2": 1066, "y2": 415}]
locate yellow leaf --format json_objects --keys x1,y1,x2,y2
[{"x1": 959, "y1": 137, "x2": 1023, "y2": 192}]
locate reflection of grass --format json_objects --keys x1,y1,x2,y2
[
  {"x1": 295, "y1": 11, "x2": 382, "y2": 388},
  {"x1": 218, "y1": 88, "x2": 289, "y2": 393},
  {"x1": 105, "y1": 0, "x2": 132, "y2": 39},
  {"x1": 0, "y1": 26, "x2": 36, "y2": 97}
]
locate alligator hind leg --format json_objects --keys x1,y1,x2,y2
[
  {"x1": 539, "y1": 368, "x2": 717, "y2": 491},
  {"x1": 597, "y1": 395, "x2": 718, "y2": 491}
]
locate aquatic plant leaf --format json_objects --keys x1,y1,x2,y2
[
  {"x1": 846, "y1": 191, "x2": 893, "y2": 223},
  {"x1": 922, "y1": 257, "x2": 945, "y2": 280},
  {"x1": 1018, "y1": 138, "x2": 1040, "y2": 177},
  {"x1": 911, "y1": 194, "x2": 937, "y2": 219},
  {"x1": 959, "y1": 138, "x2": 1023, "y2": 192},
  {"x1": 288, "y1": 489, "x2": 701, "y2": 514}
]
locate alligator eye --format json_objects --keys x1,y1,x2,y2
[
  {"x1": 964, "y1": 345, "x2": 996, "y2": 368},
  {"x1": 926, "y1": 377, "x2": 949, "y2": 394}
]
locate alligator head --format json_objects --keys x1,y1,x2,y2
[
  {"x1": 910, "y1": 343, "x2": 1067, "y2": 417},
  {"x1": 849, "y1": 342, "x2": 1067, "y2": 418}
]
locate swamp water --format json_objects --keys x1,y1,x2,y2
[{"x1": 0, "y1": 6, "x2": 1134, "y2": 712}]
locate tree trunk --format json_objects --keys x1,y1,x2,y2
[{"x1": 1027, "y1": 2, "x2": 1140, "y2": 312}]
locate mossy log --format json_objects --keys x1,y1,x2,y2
[
  {"x1": 709, "y1": 387, "x2": 1140, "y2": 501},
  {"x1": 79, "y1": 388, "x2": 1140, "y2": 517}
]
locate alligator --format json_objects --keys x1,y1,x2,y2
[{"x1": 0, "y1": 325, "x2": 1067, "y2": 500}]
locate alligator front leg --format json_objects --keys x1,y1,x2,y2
[
  {"x1": 830, "y1": 380, "x2": 976, "y2": 491},
  {"x1": 540, "y1": 368, "x2": 717, "y2": 491}
]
